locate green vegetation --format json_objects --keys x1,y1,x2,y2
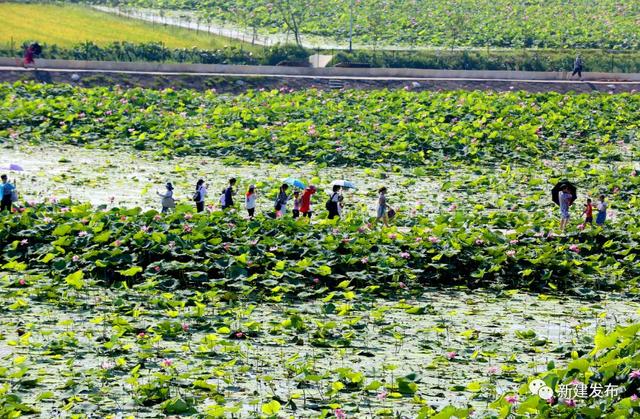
[
  {"x1": 0, "y1": 41, "x2": 307, "y2": 66},
  {"x1": 330, "y1": 48, "x2": 640, "y2": 73},
  {"x1": 2, "y1": 83, "x2": 639, "y2": 167},
  {"x1": 83, "y1": 0, "x2": 640, "y2": 49},
  {"x1": 0, "y1": 2, "x2": 254, "y2": 50}
]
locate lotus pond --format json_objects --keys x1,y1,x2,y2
[{"x1": 1, "y1": 83, "x2": 640, "y2": 417}]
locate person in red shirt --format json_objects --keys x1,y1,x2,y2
[
  {"x1": 582, "y1": 198, "x2": 593, "y2": 225},
  {"x1": 299, "y1": 185, "x2": 317, "y2": 218}
]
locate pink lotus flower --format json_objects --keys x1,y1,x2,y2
[
  {"x1": 43, "y1": 217, "x2": 53, "y2": 223},
  {"x1": 446, "y1": 351, "x2": 457, "y2": 360},
  {"x1": 631, "y1": 394, "x2": 639, "y2": 401},
  {"x1": 60, "y1": 207, "x2": 70, "y2": 213},
  {"x1": 398, "y1": 281, "x2": 407, "y2": 289},
  {"x1": 137, "y1": 332, "x2": 146, "y2": 338},
  {"x1": 153, "y1": 214, "x2": 162, "y2": 221},
  {"x1": 429, "y1": 236, "x2": 440, "y2": 243},
  {"x1": 72, "y1": 255, "x2": 80, "y2": 262},
  {"x1": 505, "y1": 395, "x2": 518, "y2": 404},
  {"x1": 415, "y1": 237, "x2": 422, "y2": 242},
  {"x1": 78, "y1": 231, "x2": 88, "y2": 237},
  {"x1": 184, "y1": 213, "x2": 193, "y2": 220},
  {"x1": 181, "y1": 323, "x2": 189, "y2": 332},
  {"x1": 361, "y1": 257, "x2": 369, "y2": 264},
  {"x1": 183, "y1": 224, "x2": 192, "y2": 233},
  {"x1": 564, "y1": 399, "x2": 576, "y2": 407},
  {"x1": 475, "y1": 239, "x2": 484, "y2": 245},
  {"x1": 448, "y1": 204, "x2": 457, "y2": 212},
  {"x1": 577, "y1": 224, "x2": 585, "y2": 230},
  {"x1": 101, "y1": 361, "x2": 114, "y2": 370},
  {"x1": 20, "y1": 239, "x2": 28, "y2": 245},
  {"x1": 569, "y1": 244, "x2": 580, "y2": 253},
  {"x1": 506, "y1": 250, "x2": 516, "y2": 257},
  {"x1": 487, "y1": 366, "x2": 499, "y2": 374},
  {"x1": 546, "y1": 396, "x2": 555, "y2": 404},
  {"x1": 223, "y1": 243, "x2": 231, "y2": 251},
  {"x1": 570, "y1": 379, "x2": 581, "y2": 385},
  {"x1": 154, "y1": 266, "x2": 161, "y2": 272},
  {"x1": 235, "y1": 331, "x2": 245, "y2": 338},
  {"x1": 120, "y1": 216, "x2": 127, "y2": 221},
  {"x1": 334, "y1": 409, "x2": 346, "y2": 419},
  {"x1": 19, "y1": 279, "x2": 26, "y2": 286},
  {"x1": 160, "y1": 358, "x2": 173, "y2": 367},
  {"x1": 509, "y1": 239, "x2": 519, "y2": 245},
  {"x1": 630, "y1": 370, "x2": 640, "y2": 380},
  {"x1": 400, "y1": 252, "x2": 410, "y2": 259},
  {"x1": 313, "y1": 278, "x2": 320, "y2": 284},
  {"x1": 140, "y1": 225, "x2": 150, "y2": 233},
  {"x1": 388, "y1": 233, "x2": 397, "y2": 240},
  {"x1": 377, "y1": 390, "x2": 388, "y2": 400},
  {"x1": 113, "y1": 240, "x2": 122, "y2": 247}
]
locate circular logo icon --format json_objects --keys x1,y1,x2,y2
[{"x1": 529, "y1": 379, "x2": 553, "y2": 399}]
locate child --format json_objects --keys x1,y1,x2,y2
[
  {"x1": 292, "y1": 191, "x2": 301, "y2": 218},
  {"x1": 582, "y1": 198, "x2": 593, "y2": 225},
  {"x1": 596, "y1": 195, "x2": 607, "y2": 226},
  {"x1": 245, "y1": 185, "x2": 257, "y2": 218}
]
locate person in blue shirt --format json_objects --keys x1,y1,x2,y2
[{"x1": 1, "y1": 174, "x2": 16, "y2": 212}]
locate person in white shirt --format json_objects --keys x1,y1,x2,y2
[
  {"x1": 245, "y1": 185, "x2": 257, "y2": 218},
  {"x1": 596, "y1": 195, "x2": 607, "y2": 226},
  {"x1": 156, "y1": 182, "x2": 175, "y2": 213},
  {"x1": 194, "y1": 179, "x2": 207, "y2": 213}
]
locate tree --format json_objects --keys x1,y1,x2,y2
[{"x1": 273, "y1": 0, "x2": 312, "y2": 47}]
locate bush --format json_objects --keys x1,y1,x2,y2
[{"x1": 329, "y1": 49, "x2": 640, "y2": 73}]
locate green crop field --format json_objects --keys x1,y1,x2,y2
[
  {"x1": 84, "y1": 0, "x2": 640, "y2": 49},
  {"x1": 0, "y1": 3, "x2": 254, "y2": 50},
  {"x1": 1, "y1": 81, "x2": 640, "y2": 417}
]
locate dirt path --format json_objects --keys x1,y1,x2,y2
[{"x1": 2, "y1": 67, "x2": 638, "y2": 93}]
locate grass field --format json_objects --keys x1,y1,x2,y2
[{"x1": 0, "y1": 3, "x2": 254, "y2": 50}]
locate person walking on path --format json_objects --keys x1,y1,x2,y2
[
  {"x1": 572, "y1": 55, "x2": 583, "y2": 80},
  {"x1": 327, "y1": 185, "x2": 342, "y2": 220},
  {"x1": 582, "y1": 198, "x2": 593, "y2": 225},
  {"x1": 157, "y1": 182, "x2": 175, "y2": 213},
  {"x1": 0, "y1": 174, "x2": 16, "y2": 212},
  {"x1": 559, "y1": 185, "x2": 573, "y2": 231},
  {"x1": 299, "y1": 185, "x2": 316, "y2": 218},
  {"x1": 194, "y1": 179, "x2": 207, "y2": 213},
  {"x1": 274, "y1": 184, "x2": 289, "y2": 218},
  {"x1": 374, "y1": 187, "x2": 395, "y2": 227},
  {"x1": 222, "y1": 178, "x2": 236, "y2": 210},
  {"x1": 245, "y1": 184, "x2": 257, "y2": 218},
  {"x1": 292, "y1": 191, "x2": 301, "y2": 218},
  {"x1": 596, "y1": 195, "x2": 607, "y2": 226},
  {"x1": 18, "y1": 42, "x2": 40, "y2": 68}
]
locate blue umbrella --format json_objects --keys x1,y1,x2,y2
[
  {"x1": 283, "y1": 177, "x2": 305, "y2": 189},
  {"x1": 331, "y1": 180, "x2": 357, "y2": 189}
]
